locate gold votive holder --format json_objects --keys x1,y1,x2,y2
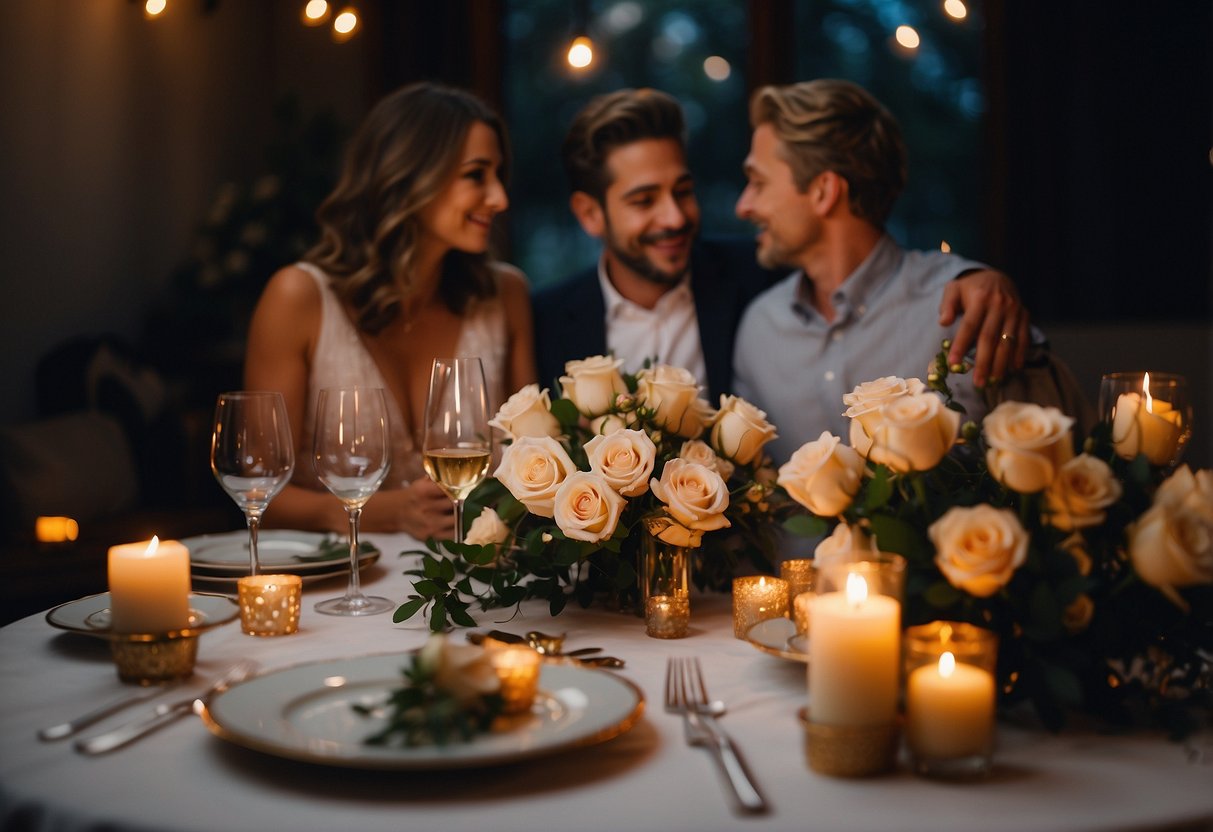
[
  {"x1": 904, "y1": 621, "x2": 998, "y2": 779},
  {"x1": 792, "y1": 591, "x2": 813, "y2": 635},
  {"x1": 798, "y1": 707, "x2": 900, "y2": 777},
  {"x1": 489, "y1": 645, "x2": 542, "y2": 714},
  {"x1": 109, "y1": 632, "x2": 199, "y2": 684},
  {"x1": 732, "y1": 576, "x2": 789, "y2": 639},
  {"x1": 645, "y1": 594, "x2": 690, "y2": 639},
  {"x1": 780, "y1": 559, "x2": 815, "y2": 610},
  {"x1": 237, "y1": 574, "x2": 303, "y2": 637}
]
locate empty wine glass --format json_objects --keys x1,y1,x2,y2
[
  {"x1": 312, "y1": 386, "x2": 394, "y2": 616},
  {"x1": 210, "y1": 391, "x2": 296, "y2": 576},
  {"x1": 422, "y1": 357, "x2": 492, "y2": 545}
]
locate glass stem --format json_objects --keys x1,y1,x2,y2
[
  {"x1": 346, "y1": 506, "x2": 363, "y2": 599},
  {"x1": 246, "y1": 513, "x2": 262, "y2": 576},
  {"x1": 453, "y1": 498, "x2": 465, "y2": 545}
]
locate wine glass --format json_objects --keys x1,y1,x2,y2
[
  {"x1": 422, "y1": 357, "x2": 492, "y2": 544},
  {"x1": 210, "y1": 391, "x2": 296, "y2": 576},
  {"x1": 312, "y1": 386, "x2": 394, "y2": 616},
  {"x1": 1098, "y1": 372, "x2": 1192, "y2": 468}
]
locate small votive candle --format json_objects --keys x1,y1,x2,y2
[
  {"x1": 780, "y1": 559, "x2": 815, "y2": 610},
  {"x1": 237, "y1": 574, "x2": 303, "y2": 636},
  {"x1": 793, "y1": 592, "x2": 813, "y2": 635},
  {"x1": 107, "y1": 536, "x2": 191, "y2": 634},
  {"x1": 489, "y1": 645, "x2": 542, "y2": 714},
  {"x1": 36, "y1": 515, "x2": 79, "y2": 543},
  {"x1": 645, "y1": 594, "x2": 690, "y2": 639},
  {"x1": 904, "y1": 621, "x2": 997, "y2": 778},
  {"x1": 732, "y1": 575, "x2": 789, "y2": 638}
]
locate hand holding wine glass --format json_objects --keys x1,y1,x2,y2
[
  {"x1": 422, "y1": 358, "x2": 492, "y2": 545},
  {"x1": 210, "y1": 391, "x2": 296, "y2": 576},
  {"x1": 313, "y1": 386, "x2": 394, "y2": 616}
]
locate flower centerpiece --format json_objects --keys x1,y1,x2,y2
[
  {"x1": 395, "y1": 356, "x2": 786, "y2": 631},
  {"x1": 776, "y1": 347, "x2": 1213, "y2": 735}
]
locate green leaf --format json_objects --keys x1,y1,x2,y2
[
  {"x1": 864, "y1": 466, "x2": 894, "y2": 510},
  {"x1": 923, "y1": 581, "x2": 962, "y2": 608},
  {"x1": 422, "y1": 557, "x2": 443, "y2": 579},
  {"x1": 784, "y1": 513, "x2": 828, "y2": 538},
  {"x1": 867, "y1": 515, "x2": 931, "y2": 562},
  {"x1": 1041, "y1": 662, "x2": 1083, "y2": 707},
  {"x1": 438, "y1": 557, "x2": 456, "y2": 582},
  {"x1": 550, "y1": 397, "x2": 580, "y2": 426},
  {"x1": 392, "y1": 597, "x2": 427, "y2": 623},
  {"x1": 428, "y1": 598, "x2": 448, "y2": 632},
  {"x1": 412, "y1": 579, "x2": 443, "y2": 597}
]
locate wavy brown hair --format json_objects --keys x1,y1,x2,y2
[
  {"x1": 306, "y1": 83, "x2": 511, "y2": 334},
  {"x1": 749, "y1": 79, "x2": 906, "y2": 228}
]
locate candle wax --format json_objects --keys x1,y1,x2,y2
[
  {"x1": 907, "y1": 660, "x2": 996, "y2": 759},
  {"x1": 107, "y1": 538, "x2": 191, "y2": 633},
  {"x1": 807, "y1": 591, "x2": 900, "y2": 726}
]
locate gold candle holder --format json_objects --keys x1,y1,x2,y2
[
  {"x1": 237, "y1": 574, "x2": 303, "y2": 637},
  {"x1": 793, "y1": 591, "x2": 813, "y2": 635},
  {"x1": 109, "y1": 632, "x2": 199, "y2": 684},
  {"x1": 645, "y1": 595, "x2": 690, "y2": 638},
  {"x1": 904, "y1": 621, "x2": 998, "y2": 778},
  {"x1": 489, "y1": 645, "x2": 542, "y2": 714},
  {"x1": 798, "y1": 707, "x2": 900, "y2": 777},
  {"x1": 732, "y1": 575, "x2": 788, "y2": 638},
  {"x1": 780, "y1": 559, "x2": 815, "y2": 610}
]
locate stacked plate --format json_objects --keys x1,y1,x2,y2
[{"x1": 184, "y1": 530, "x2": 381, "y2": 586}]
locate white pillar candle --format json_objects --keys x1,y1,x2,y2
[
  {"x1": 107, "y1": 536, "x2": 191, "y2": 633},
  {"x1": 807, "y1": 573, "x2": 900, "y2": 726},
  {"x1": 906, "y1": 651, "x2": 996, "y2": 759}
]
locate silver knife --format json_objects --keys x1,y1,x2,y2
[
  {"x1": 74, "y1": 660, "x2": 257, "y2": 756},
  {"x1": 39, "y1": 681, "x2": 183, "y2": 741}
]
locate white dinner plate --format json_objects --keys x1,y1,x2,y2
[
  {"x1": 745, "y1": 617, "x2": 809, "y2": 663},
  {"x1": 201, "y1": 654, "x2": 645, "y2": 769},
  {"x1": 46, "y1": 592, "x2": 239, "y2": 637},
  {"x1": 183, "y1": 530, "x2": 379, "y2": 577},
  {"x1": 190, "y1": 558, "x2": 378, "y2": 587}
]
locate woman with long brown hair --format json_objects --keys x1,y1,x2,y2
[{"x1": 245, "y1": 82, "x2": 535, "y2": 539}]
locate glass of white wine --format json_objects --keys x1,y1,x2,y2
[
  {"x1": 210, "y1": 391, "x2": 296, "y2": 576},
  {"x1": 312, "y1": 386, "x2": 394, "y2": 616},
  {"x1": 422, "y1": 357, "x2": 492, "y2": 545}
]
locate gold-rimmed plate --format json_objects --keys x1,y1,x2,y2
[
  {"x1": 200, "y1": 654, "x2": 644, "y2": 769},
  {"x1": 183, "y1": 530, "x2": 379, "y2": 577},
  {"x1": 46, "y1": 592, "x2": 239, "y2": 638},
  {"x1": 745, "y1": 617, "x2": 809, "y2": 663}
]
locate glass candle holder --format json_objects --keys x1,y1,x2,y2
[
  {"x1": 780, "y1": 559, "x2": 815, "y2": 611},
  {"x1": 237, "y1": 574, "x2": 303, "y2": 637},
  {"x1": 488, "y1": 645, "x2": 542, "y2": 714},
  {"x1": 793, "y1": 592, "x2": 813, "y2": 635},
  {"x1": 803, "y1": 555, "x2": 905, "y2": 776},
  {"x1": 645, "y1": 595, "x2": 690, "y2": 638},
  {"x1": 904, "y1": 621, "x2": 998, "y2": 779},
  {"x1": 109, "y1": 632, "x2": 200, "y2": 684},
  {"x1": 732, "y1": 575, "x2": 788, "y2": 638},
  {"x1": 1099, "y1": 372, "x2": 1191, "y2": 467}
]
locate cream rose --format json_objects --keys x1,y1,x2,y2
[
  {"x1": 552, "y1": 471, "x2": 626, "y2": 543},
  {"x1": 464, "y1": 507, "x2": 510, "y2": 546},
  {"x1": 863, "y1": 392, "x2": 959, "y2": 473},
  {"x1": 584, "y1": 429, "x2": 656, "y2": 497},
  {"x1": 814, "y1": 521, "x2": 877, "y2": 565},
  {"x1": 929, "y1": 504, "x2": 1029, "y2": 598},
  {"x1": 845, "y1": 376, "x2": 927, "y2": 457},
  {"x1": 777, "y1": 431, "x2": 864, "y2": 517},
  {"x1": 710, "y1": 395, "x2": 778, "y2": 465},
  {"x1": 416, "y1": 634, "x2": 500, "y2": 706},
  {"x1": 1127, "y1": 465, "x2": 1213, "y2": 608},
  {"x1": 493, "y1": 436, "x2": 576, "y2": 518},
  {"x1": 637, "y1": 364, "x2": 701, "y2": 437},
  {"x1": 559, "y1": 355, "x2": 627, "y2": 418},
  {"x1": 983, "y1": 401, "x2": 1074, "y2": 493},
  {"x1": 676, "y1": 397, "x2": 714, "y2": 441},
  {"x1": 1111, "y1": 391, "x2": 1185, "y2": 465},
  {"x1": 650, "y1": 459, "x2": 731, "y2": 546},
  {"x1": 1044, "y1": 454, "x2": 1123, "y2": 531},
  {"x1": 488, "y1": 384, "x2": 561, "y2": 440},
  {"x1": 679, "y1": 439, "x2": 734, "y2": 481},
  {"x1": 589, "y1": 412, "x2": 633, "y2": 436}
]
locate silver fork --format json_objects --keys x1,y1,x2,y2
[{"x1": 665, "y1": 657, "x2": 768, "y2": 814}]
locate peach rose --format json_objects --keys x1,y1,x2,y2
[
  {"x1": 1044, "y1": 454, "x2": 1123, "y2": 531},
  {"x1": 649, "y1": 459, "x2": 731, "y2": 547},
  {"x1": 845, "y1": 376, "x2": 927, "y2": 457},
  {"x1": 864, "y1": 392, "x2": 959, "y2": 473},
  {"x1": 416, "y1": 634, "x2": 500, "y2": 706},
  {"x1": 814, "y1": 521, "x2": 877, "y2": 566},
  {"x1": 559, "y1": 355, "x2": 627, "y2": 418},
  {"x1": 488, "y1": 384, "x2": 561, "y2": 440},
  {"x1": 983, "y1": 401, "x2": 1074, "y2": 493},
  {"x1": 493, "y1": 436, "x2": 576, "y2": 518},
  {"x1": 777, "y1": 431, "x2": 865, "y2": 517},
  {"x1": 552, "y1": 471, "x2": 626, "y2": 543},
  {"x1": 679, "y1": 439, "x2": 735, "y2": 481},
  {"x1": 464, "y1": 507, "x2": 510, "y2": 546},
  {"x1": 929, "y1": 504, "x2": 1029, "y2": 598},
  {"x1": 584, "y1": 429, "x2": 656, "y2": 497},
  {"x1": 710, "y1": 395, "x2": 778, "y2": 465},
  {"x1": 637, "y1": 364, "x2": 702, "y2": 437},
  {"x1": 1127, "y1": 465, "x2": 1213, "y2": 608}
]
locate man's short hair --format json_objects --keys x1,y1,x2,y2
[
  {"x1": 749, "y1": 79, "x2": 907, "y2": 227},
  {"x1": 562, "y1": 88, "x2": 687, "y2": 202}
]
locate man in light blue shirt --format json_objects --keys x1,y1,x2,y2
[{"x1": 732, "y1": 79, "x2": 1029, "y2": 463}]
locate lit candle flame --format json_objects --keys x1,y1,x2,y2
[
  {"x1": 938, "y1": 650, "x2": 956, "y2": 678},
  {"x1": 145, "y1": 535, "x2": 161, "y2": 556},
  {"x1": 1142, "y1": 372, "x2": 1154, "y2": 414},
  {"x1": 845, "y1": 572, "x2": 868, "y2": 607}
]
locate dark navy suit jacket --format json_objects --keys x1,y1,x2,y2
[{"x1": 532, "y1": 238, "x2": 779, "y2": 403}]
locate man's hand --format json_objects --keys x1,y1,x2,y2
[{"x1": 938, "y1": 269, "x2": 1029, "y2": 387}]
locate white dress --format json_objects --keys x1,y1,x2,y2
[{"x1": 295, "y1": 261, "x2": 508, "y2": 489}]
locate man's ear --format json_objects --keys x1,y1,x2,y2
[
  {"x1": 813, "y1": 171, "x2": 847, "y2": 216},
  {"x1": 569, "y1": 191, "x2": 606, "y2": 238}
]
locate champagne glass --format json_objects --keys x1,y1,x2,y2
[
  {"x1": 422, "y1": 358, "x2": 492, "y2": 544},
  {"x1": 312, "y1": 387, "x2": 394, "y2": 616},
  {"x1": 210, "y1": 391, "x2": 296, "y2": 576}
]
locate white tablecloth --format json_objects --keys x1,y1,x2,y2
[{"x1": 2, "y1": 533, "x2": 1211, "y2": 832}]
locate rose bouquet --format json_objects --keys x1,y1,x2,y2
[
  {"x1": 777, "y1": 353, "x2": 1213, "y2": 735},
  {"x1": 396, "y1": 356, "x2": 787, "y2": 631}
]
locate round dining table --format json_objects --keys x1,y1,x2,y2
[{"x1": 1, "y1": 532, "x2": 1211, "y2": 832}]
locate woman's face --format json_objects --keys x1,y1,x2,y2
[{"x1": 417, "y1": 121, "x2": 508, "y2": 257}]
